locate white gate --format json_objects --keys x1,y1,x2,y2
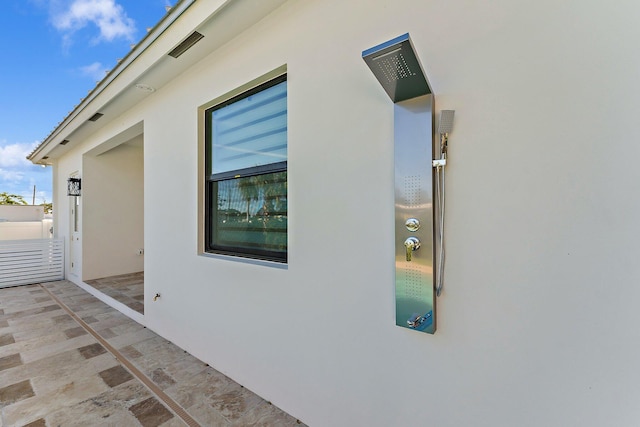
[{"x1": 0, "y1": 239, "x2": 64, "y2": 288}]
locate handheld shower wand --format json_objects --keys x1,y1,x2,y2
[
  {"x1": 438, "y1": 110, "x2": 455, "y2": 158},
  {"x1": 434, "y1": 110, "x2": 454, "y2": 296}
]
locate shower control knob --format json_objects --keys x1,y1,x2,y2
[
  {"x1": 404, "y1": 237, "x2": 420, "y2": 261},
  {"x1": 405, "y1": 218, "x2": 420, "y2": 232}
]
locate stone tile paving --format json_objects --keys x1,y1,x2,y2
[
  {"x1": 0, "y1": 280, "x2": 305, "y2": 426},
  {"x1": 85, "y1": 272, "x2": 145, "y2": 315}
]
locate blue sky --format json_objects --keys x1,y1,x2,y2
[{"x1": 0, "y1": 0, "x2": 170, "y2": 204}]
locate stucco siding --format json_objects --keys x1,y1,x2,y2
[{"x1": 51, "y1": 0, "x2": 640, "y2": 425}]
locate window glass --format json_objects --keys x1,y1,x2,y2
[
  {"x1": 210, "y1": 171, "x2": 287, "y2": 258},
  {"x1": 205, "y1": 75, "x2": 287, "y2": 262},
  {"x1": 211, "y1": 81, "x2": 287, "y2": 174}
]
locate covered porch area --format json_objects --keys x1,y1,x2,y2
[{"x1": 75, "y1": 123, "x2": 146, "y2": 319}]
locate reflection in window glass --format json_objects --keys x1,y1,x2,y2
[
  {"x1": 210, "y1": 172, "x2": 287, "y2": 258},
  {"x1": 211, "y1": 81, "x2": 287, "y2": 174}
]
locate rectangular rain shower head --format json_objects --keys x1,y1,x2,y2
[{"x1": 362, "y1": 33, "x2": 432, "y2": 103}]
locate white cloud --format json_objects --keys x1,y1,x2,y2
[
  {"x1": 80, "y1": 61, "x2": 109, "y2": 81},
  {"x1": 52, "y1": 0, "x2": 136, "y2": 43},
  {"x1": 0, "y1": 168, "x2": 25, "y2": 183},
  {"x1": 0, "y1": 141, "x2": 39, "y2": 168},
  {"x1": 0, "y1": 140, "x2": 52, "y2": 203}
]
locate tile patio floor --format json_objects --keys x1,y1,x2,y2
[
  {"x1": 85, "y1": 272, "x2": 145, "y2": 315},
  {"x1": 0, "y1": 281, "x2": 305, "y2": 426}
]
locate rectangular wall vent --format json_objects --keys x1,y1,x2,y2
[
  {"x1": 168, "y1": 31, "x2": 204, "y2": 58},
  {"x1": 60, "y1": 140, "x2": 70, "y2": 145},
  {"x1": 88, "y1": 113, "x2": 104, "y2": 122}
]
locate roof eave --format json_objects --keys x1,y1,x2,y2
[{"x1": 27, "y1": 0, "x2": 197, "y2": 164}]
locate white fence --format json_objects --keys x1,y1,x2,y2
[{"x1": 0, "y1": 239, "x2": 64, "y2": 288}]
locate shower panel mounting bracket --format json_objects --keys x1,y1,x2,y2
[{"x1": 363, "y1": 33, "x2": 436, "y2": 334}]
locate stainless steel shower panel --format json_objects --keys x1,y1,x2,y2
[
  {"x1": 363, "y1": 33, "x2": 436, "y2": 334},
  {"x1": 394, "y1": 94, "x2": 435, "y2": 334}
]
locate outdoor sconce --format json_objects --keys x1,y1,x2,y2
[
  {"x1": 363, "y1": 33, "x2": 436, "y2": 334},
  {"x1": 67, "y1": 178, "x2": 81, "y2": 197}
]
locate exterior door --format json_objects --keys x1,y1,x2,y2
[{"x1": 69, "y1": 195, "x2": 81, "y2": 278}]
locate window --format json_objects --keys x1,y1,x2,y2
[{"x1": 205, "y1": 75, "x2": 287, "y2": 262}]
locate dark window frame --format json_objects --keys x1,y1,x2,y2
[{"x1": 204, "y1": 75, "x2": 288, "y2": 263}]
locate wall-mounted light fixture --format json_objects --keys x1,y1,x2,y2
[{"x1": 67, "y1": 178, "x2": 81, "y2": 196}]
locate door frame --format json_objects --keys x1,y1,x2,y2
[{"x1": 69, "y1": 172, "x2": 81, "y2": 279}]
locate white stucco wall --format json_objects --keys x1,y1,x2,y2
[
  {"x1": 49, "y1": 0, "x2": 640, "y2": 425},
  {"x1": 0, "y1": 205, "x2": 44, "y2": 222},
  {"x1": 0, "y1": 206, "x2": 51, "y2": 241},
  {"x1": 83, "y1": 138, "x2": 144, "y2": 280},
  {"x1": 0, "y1": 221, "x2": 52, "y2": 240}
]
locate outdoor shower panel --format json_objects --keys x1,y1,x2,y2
[{"x1": 363, "y1": 33, "x2": 436, "y2": 334}]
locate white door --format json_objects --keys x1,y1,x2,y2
[{"x1": 69, "y1": 195, "x2": 81, "y2": 278}]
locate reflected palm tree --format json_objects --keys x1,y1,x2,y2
[{"x1": 237, "y1": 175, "x2": 259, "y2": 221}]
